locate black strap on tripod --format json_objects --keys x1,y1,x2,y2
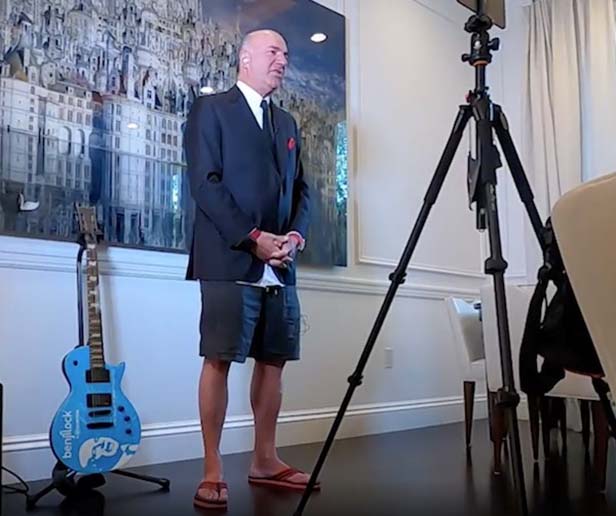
[{"x1": 519, "y1": 264, "x2": 565, "y2": 396}]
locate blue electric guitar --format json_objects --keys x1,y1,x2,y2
[{"x1": 49, "y1": 205, "x2": 141, "y2": 474}]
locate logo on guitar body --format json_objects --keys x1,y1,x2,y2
[
  {"x1": 79, "y1": 437, "x2": 138, "y2": 469},
  {"x1": 59, "y1": 410, "x2": 80, "y2": 460}
]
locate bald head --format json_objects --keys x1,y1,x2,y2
[
  {"x1": 237, "y1": 29, "x2": 289, "y2": 97},
  {"x1": 240, "y1": 29, "x2": 287, "y2": 52}
]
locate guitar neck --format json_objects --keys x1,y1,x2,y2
[{"x1": 85, "y1": 242, "x2": 105, "y2": 369}]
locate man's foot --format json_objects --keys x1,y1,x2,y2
[
  {"x1": 194, "y1": 480, "x2": 228, "y2": 510},
  {"x1": 249, "y1": 458, "x2": 319, "y2": 491},
  {"x1": 195, "y1": 455, "x2": 228, "y2": 508}
]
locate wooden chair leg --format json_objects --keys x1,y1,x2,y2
[
  {"x1": 580, "y1": 399, "x2": 591, "y2": 452},
  {"x1": 463, "y1": 380, "x2": 476, "y2": 449},
  {"x1": 591, "y1": 400, "x2": 609, "y2": 492},
  {"x1": 488, "y1": 391, "x2": 497, "y2": 468},
  {"x1": 553, "y1": 397, "x2": 567, "y2": 453},
  {"x1": 527, "y1": 395, "x2": 541, "y2": 462},
  {"x1": 488, "y1": 390, "x2": 507, "y2": 474},
  {"x1": 540, "y1": 396, "x2": 553, "y2": 459}
]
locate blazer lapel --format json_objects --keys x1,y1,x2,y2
[
  {"x1": 228, "y1": 85, "x2": 263, "y2": 136},
  {"x1": 230, "y1": 86, "x2": 282, "y2": 176},
  {"x1": 272, "y1": 104, "x2": 289, "y2": 179}
]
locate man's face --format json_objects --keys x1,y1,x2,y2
[{"x1": 244, "y1": 32, "x2": 289, "y2": 95}]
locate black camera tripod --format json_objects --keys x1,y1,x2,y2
[{"x1": 294, "y1": 12, "x2": 548, "y2": 516}]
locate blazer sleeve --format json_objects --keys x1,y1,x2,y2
[
  {"x1": 184, "y1": 97, "x2": 256, "y2": 248},
  {"x1": 288, "y1": 121, "x2": 311, "y2": 239}
]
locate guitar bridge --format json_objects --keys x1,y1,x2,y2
[{"x1": 86, "y1": 422, "x2": 114, "y2": 430}]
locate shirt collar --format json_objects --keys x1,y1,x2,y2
[{"x1": 236, "y1": 80, "x2": 270, "y2": 111}]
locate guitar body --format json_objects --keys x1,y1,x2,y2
[{"x1": 49, "y1": 346, "x2": 141, "y2": 474}]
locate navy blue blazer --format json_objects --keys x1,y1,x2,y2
[{"x1": 183, "y1": 85, "x2": 310, "y2": 284}]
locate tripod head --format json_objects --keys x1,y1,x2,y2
[
  {"x1": 462, "y1": 15, "x2": 500, "y2": 69},
  {"x1": 461, "y1": 13, "x2": 500, "y2": 98}
]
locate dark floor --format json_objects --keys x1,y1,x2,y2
[{"x1": 3, "y1": 420, "x2": 616, "y2": 516}]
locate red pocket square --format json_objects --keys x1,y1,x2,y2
[{"x1": 287, "y1": 137, "x2": 296, "y2": 151}]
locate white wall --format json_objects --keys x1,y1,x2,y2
[{"x1": 1, "y1": 0, "x2": 531, "y2": 482}]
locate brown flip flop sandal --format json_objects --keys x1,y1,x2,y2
[
  {"x1": 248, "y1": 467, "x2": 320, "y2": 491},
  {"x1": 193, "y1": 480, "x2": 228, "y2": 510}
]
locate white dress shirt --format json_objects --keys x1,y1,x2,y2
[{"x1": 235, "y1": 80, "x2": 284, "y2": 287}]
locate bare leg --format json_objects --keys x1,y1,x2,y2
[
  {"x1": 249, "y1": 360, "x2": 310, "y2": 485},
  {"x1": 197, "y1": 358, "x2": 231, "y2": 503}
]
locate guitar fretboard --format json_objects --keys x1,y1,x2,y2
[{"x1": 85, "y1": 242, "x2": 105, "y2": 369}]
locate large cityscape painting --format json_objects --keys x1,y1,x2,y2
[{"x1": 0, "y1": 0, "x2": 347, "y2": 266}]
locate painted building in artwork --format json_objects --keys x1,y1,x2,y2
[
  {"x1": 0, "y1": 67, "x2": 94, "y2": 234},
  {"x1": 0, "y1": 0, "x2": 235, "y2": 247},
  {"x1": 0, "y1": 0, "x2": 345, "y2": 263},
  {"x1": 96, "y1": 94, "x2": 184, "y2": 246}
]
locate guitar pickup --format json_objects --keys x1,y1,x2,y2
[
  {"x1": 87, "y1": 393, "x2": 112, "y2": 408},
  {"x1": 88, "y1": 409, "x2": 112, "y2": 417},
  {"x1": 86, "y1": 368, "x2": 110, "y2": 383}
]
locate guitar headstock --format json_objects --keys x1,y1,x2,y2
[{"x1": 75, "y1": 203, "x2": 101, "y2": 245}]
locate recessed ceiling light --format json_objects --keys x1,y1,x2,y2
[
  {"x1": 310, "y1": 32, "x2": 327, "y2": 43},
  {"x1": 127, "y1": 122, "x2": 138, "y2": 129},
  {"x1": 200, "y1": 86, "x2": 215, "y2": 94}
]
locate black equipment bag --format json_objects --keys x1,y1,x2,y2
[{"x1": 519, "y1": 218, "x2": 604, "y2": 397}]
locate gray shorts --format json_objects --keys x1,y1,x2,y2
[{"x1": 199, "y1": 281, "x2": 301, "y2": 363}]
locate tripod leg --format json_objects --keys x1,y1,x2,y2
[
  {"x1": 25, "y1": 462, "x2": 77, "y2": 510},
  {"x1": 111, "y1": 469, "x2": 170, "y2": 490},
  {"x1": 293, "y1": 105, "x2": 473, "y2": 516},
  {"x1": 483, "y1": 180, "x2": 529, "y2": 516},
  {"x1": 492, "y1": 105, "x2": 546, "y2": 249}
]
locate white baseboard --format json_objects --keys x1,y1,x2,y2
[{"x1": 2, "y1": 395, "x2": 489, "y2": 484}]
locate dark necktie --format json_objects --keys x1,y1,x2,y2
[
  {"x1": 260, "y1": 99, "x2": 279, "y2": 171},
  {"x1": 260, "y1": 99, "x2": 275, "y2": 146}
]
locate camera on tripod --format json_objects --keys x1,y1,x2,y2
[{"x1": 457, "y1": 0, "x2": 506, "y2": 29}]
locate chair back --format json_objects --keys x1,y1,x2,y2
[
  {"x1": 445, "y1": 297, "x2": 484, "y2": 364},
  {"x1": 552, "y1": 172, "x2": 616, "y2": 391}
]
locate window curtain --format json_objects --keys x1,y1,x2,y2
[
  {"x1": 523, "y1": 0, "x2": 616, "y2": 220},
  {"x1": 522, "y1": 0, "x2": 616, "y2": 432}
]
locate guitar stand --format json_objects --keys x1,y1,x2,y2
[{"x1": 25, "y1": 240, "x2": 170, "y2": 510}]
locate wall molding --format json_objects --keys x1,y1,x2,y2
[
  {"x1": 299, "y1": 274, "x2": 478, "y2": 300},
  {"x1": 2, "y1": 394, "x2": 490, "y2": 482},
  {"x1": 0, "y1": 236, "x2": 481, "y2": 300},
  {"x1": 345, "y1": 0, "x2": 527, "y2": 283},
  {"x1": 347, "y1": 0, "x2": 485, "y2": 282},
  {"x1": 357, "y1": 255, "x2": 485, "y2": 279},
  {"x1": 2, "y1": 395, "x2": 485, "y2": 453}
]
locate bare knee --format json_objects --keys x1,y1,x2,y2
[
  {"x1": 255, "y1": 359, "x2": 286, "y2": 370},
  {"x1": 203, "y1": 358, "x2": 232, "y2": 376}
]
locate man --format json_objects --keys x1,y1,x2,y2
[{"x1": 183, "y1": 29, "x2": 314, "y2": 510}]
